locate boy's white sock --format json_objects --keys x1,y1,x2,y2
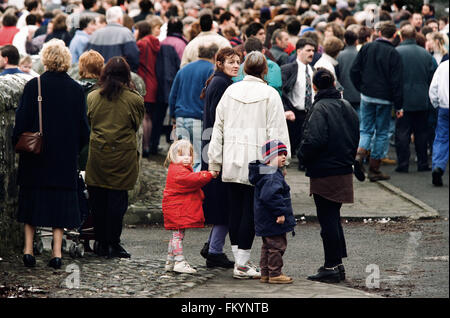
[
  {"x1": 236, "y1": 249, "x2": 251, "y2": 267},
  {"x1": 231, "y1": 245, "x2": 238, "y2": 262}
]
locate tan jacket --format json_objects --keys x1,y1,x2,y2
[
  {"x1": 208, "y1": 75, "x2": 291, "y2": 185},
  {"x1": 85, "y1": 87, "x2": 144, "y2": 190},
  {"x1": 180, "y1": 31, "x2": 230, "y2": 68}
]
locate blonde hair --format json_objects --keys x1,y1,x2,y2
[
  {"x1": 146, "y1": 15, "x2": 164, "y2": 29},
  {"x1": 19, "y1": 55, "x2": 32, "y2": 66},
  {"x1": 164, "y1": 139, "x2": 194, "y2": 168},
  {"x1": 40, "y1": 39, "x2": 72, "y2": 72},
  {"x1": 79, "y1": 50, "x2": 104, "y2": 79},
  {"x1": 427, "y1": 31, "x2": 448, "y2": 55}
]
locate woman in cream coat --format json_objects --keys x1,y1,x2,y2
[{"x1": 208, "y1": 51, "x2": 290, "y2": 279}]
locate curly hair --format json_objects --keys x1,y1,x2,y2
[
  {"x1": 79, "y1": 50, "x2": 104, "y2": 79},
  {"x1": 40, "y1": 39, "x2": 72, "y2": 72}
]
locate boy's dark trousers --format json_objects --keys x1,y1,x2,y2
[
  {"x1": 260, "y1": 233, "x2": 287, "y2": 277},
  {"x1": 313, "y1": 194, "x2": 347, "y2": 268}
]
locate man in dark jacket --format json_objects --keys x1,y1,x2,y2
[
  {"x1": 248, "y1": 140, "x2": 296, "y2": 284},
  {"x1": 395, "y1": 24, "x2": 437, "y2": 173},
  {"x1": 298, "y1": 68, "x2": 359, "y2": 283},
  {"x1": 350, "y1": 21, "x2": 403, "y2": 182},
  {"x1": 281, "y1": 37, "x2": 316, "y2": 170}
]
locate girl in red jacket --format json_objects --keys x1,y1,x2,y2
[{"x1": 162, "y1": 140, "x2": 215, "y2": 274}]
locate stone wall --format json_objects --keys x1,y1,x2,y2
[
  {"x1": 0, "y1": 74, "x2": 30, "y2": 255},
  {"x1": 0, "y1": 65, "x2": 147, "y2": 255}
]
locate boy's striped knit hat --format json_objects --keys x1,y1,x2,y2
[{"x1": 262, "y1": 139, "x2": 288, "y2": 163}]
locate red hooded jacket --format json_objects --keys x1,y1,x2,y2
[
  {"x1": 162, "y1": 163, "x2": 213, "y2": 230},
  {"x1": 137, "y1": 34, "x2": 160, "y2": 103}
]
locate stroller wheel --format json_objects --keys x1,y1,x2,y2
[
  {"x1": 76, "y1": 243, "x2": 85, "y2": 258},
  {"x1": 33, "y1": 238, "x2": 44, "y2": 255},
  {"x1": 69, "y1": 243, "x2": 77, "y2": 258},
  {"x1": 93, "y1": 241, "x2": 99, "y2": 254}
]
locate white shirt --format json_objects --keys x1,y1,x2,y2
[
  {"x1": 288, "y1": 59, "x2": 315, "y2": 111},
  {"x1": 429, "y1": 60, "x2": 449, "y2": 109}
]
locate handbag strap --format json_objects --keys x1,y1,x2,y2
[{"x1": 37, "y1": 76, "x2": 43, "y2": 136}]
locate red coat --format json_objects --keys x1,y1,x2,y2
[
  {"x1": 137, "y1": 34, "x2": 160, "y2": 103},
  {"x1": 162, "y1": 163, "x2": 213, "y2": 230}
]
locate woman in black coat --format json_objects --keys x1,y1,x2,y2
[
  {"x1": 13, "y1": 39, "x2": 90, "y2": 269},
  {"x1": 298, "y1": 68, "x2": 359, "y2": 283},
  {"x1": 199, "y1": 47, "x2": 241, "y2": 268}
]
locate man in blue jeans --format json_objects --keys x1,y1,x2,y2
[
  {"x1": 169, "y1": 44, "x2": 218, "y2": 171},
  {"x1": 350, "y1": 21, "x2": 403, "y2": 182},
  {"x1": 429, "y1": 60, "x2": 449, "y2": 186}
]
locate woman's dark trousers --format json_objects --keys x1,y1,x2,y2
[
  {"x1": 227, "y1": 183, "x2": 255, "y2": 250},
  {"x1": 88, "y1": 186, "x2": 128, "y2": 244},
  {"x1": 313, "y1": 194, "x2": 347, "y2": 268}
]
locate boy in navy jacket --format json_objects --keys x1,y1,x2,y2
[{"x1": 248, "y1": 140, "x2": 297, "y2": 284}]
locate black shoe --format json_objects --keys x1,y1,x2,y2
[
  {"x1": 206, "y1": 253, "x2": 235, "y2": 268},
  {"x1": 432, "y1": 167, "x2": 444, "y2": 186},
  {"x1": 94, "y1": 241, "x2": 109, "y2": 256},
  {"x1": 48, "y1": 257, "x2": 62, "y2": 269},
  {"x1": 200, "y1": 242, "x2": 209, "y2": 259},
  {"x1": 142, "y1": 149, "x2": 150, "y2": 158},
  {"x1": 338, "y1": 264, "x2": 345, "y2": 281},
  {"x1": 353, "y1": 160, "x2": 365, "y2": 181},
  {"x1": 23, "y1": 254, "x2": 36, "y2": 268},
  {"x1": 418, "y1": 166, "x2": 432, "y2": 172},
  {"x1": 307, "y1": 266, "x2": 340, "y2": 283},
  {"x1": 395, "y1": 166, "x2": 409, "y2": 173},
  {"x1": 107, "y1": 243, "x2": 131, "y2": 258}
]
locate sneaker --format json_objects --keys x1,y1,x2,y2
[
  {"x1": 432, "y1": 167, "x2": 444, "y2": 186},
  {"x1": 165, "y1": 260, "x2": 174, "y2": 272},
  {"x1": 269, "y1": 274, "x2": 293, "y2": 284},
  {"x1": 206, "y1": 253, "x2": 234, "y2": 268},
  {"x1": 246, "y1": 260, "x2": 261, "y2": 272},
  {"x1": 233, "y1": 263, "x2": 261, "y2": 279},
  {"x1": 260, "y1": 276, "x2": 269, "y2": 283},
  {"x1": 173, "y1": 260, "x2": 197, "y2": 274}
]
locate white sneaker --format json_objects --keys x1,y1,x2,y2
[
  {"x1": 246, "y1": 261, "x2": 261, "y2": 272},
  {"x1": 233, "y1": 263, "x2": 261, "y2": 279},
  {"x1": 173, "y1": 260, "x2": 197, "y2": 274},
  {"x1": 165, "y1": 260, "x2": 174, "y2": 272}
]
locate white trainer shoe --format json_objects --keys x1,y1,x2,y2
[
  {"x1": 165, "y1": 260, "x2": 174, "y2": 272},
  {"x1": 173, "y1": 260, "x2": 197, "y2": 274},
  {"x1": 233, "y1": 263, "x2": 262, "y2": 279}
]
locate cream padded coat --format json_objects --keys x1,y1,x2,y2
[{"x1": 208, "y1": 75, "x2": 291, "y2": 185}]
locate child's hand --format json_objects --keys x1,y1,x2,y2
[
  {"x1": 276, "y1": 215, "x2": 285, "y2": 224},
  {"x1": 282, "y1": 167, "x2": 287, "y2": 177},
  {"x1": 209, "y1": 170, "x2": 219, "y2": 178}
]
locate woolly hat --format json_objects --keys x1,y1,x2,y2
[{"x1": 262, "y1": 140, "x2": 288, "y2": 164}]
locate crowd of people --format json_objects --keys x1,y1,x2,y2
[{"x1": 2, "y1": 0, "x2": 449, "y2": 285}]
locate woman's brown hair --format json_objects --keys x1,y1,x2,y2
[
  {"x1": 135, "y1": 20, "x2": 152, "y2": 41},
  {"x1": 200, "y1": 47, "x2": 241, "y2": 99},
  {"x1": 99, "y1": 56, "x2": 134, "y2": 101}
]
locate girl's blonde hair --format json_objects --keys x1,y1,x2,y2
[{"x1": 164, "y1": 139, "x2": 194, "y2": 167}]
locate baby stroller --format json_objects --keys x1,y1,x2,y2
[{"x1": 33, "y1": 171, "x2": 95, "y2": 258}]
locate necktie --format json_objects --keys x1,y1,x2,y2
[{"x1": 305, "y1": 66, "x2": 312, "y2": 111}]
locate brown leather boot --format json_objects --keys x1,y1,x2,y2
[
  {"x1": 368, "y1": 159, "x2": 390, "y2": 182},
  {"x1": 355, "y1": 148, "x2": 367, "y2": 173}
]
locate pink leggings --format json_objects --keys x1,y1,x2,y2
[{"x1": 167, "y1": 229, "x2": 185, "y2": 262}]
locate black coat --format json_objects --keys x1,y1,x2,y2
[
  {"x1": 298, "y1": 88, "x2": 359, "y2": 178},
  {"x1": 248, "y1": 161, "x2": 296, "y2": 237},
  {"x1": 281, "y1": 61, "x2": 315, "y2": 113},
  {"x1": 13, "y1": 71, "x2": 90, "y2": 190},
  {"x1": 350, "y1": 38, "x2": 403, "y2": 110},
  {"x1": 155, "y1": 44, "x2": 180, "y2": 104},
  {"x1": 201, "y1": 71, "x2": 233, "y2": 225}
]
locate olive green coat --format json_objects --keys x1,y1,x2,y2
[{"x1": 85, "y1": 87, "x2": 144, "y2": 190}]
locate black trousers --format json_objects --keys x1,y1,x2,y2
[
  {"x1": 227, "y1": 183, "x2": 255, "y2": 250},
  {"x1": 87, "y1": 186, "x2": 128, "y2": 244},
  {"x1": 149, "y1": 101, "x2": 169, "y2": 153},
  {"x1": 287, "y1": 109, "x2": 307, "y2": 164},
  {"x1": 395, "y1": 110, "x2": 429, "y2": 170},
  {"x1": 313, "y1": 194, "x2": 347, "y2": 268}
]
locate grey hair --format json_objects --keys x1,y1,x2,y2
[
  {"x1": 198, "y1": 43, "x2": 219, "y2": 59},
  {"x1": 243, "y1": 51, "x2": 268, "y2": 81},
  {"x1": 106, "y1": 6, "x2": 123, "y2": 24}
]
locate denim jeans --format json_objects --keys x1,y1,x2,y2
[
  {"x1": 432, "y1": 108, "x2": 449, "y2": 172},
  {"x1": 359, "y1": 100, "x2": 392, "y2": 160},
  {"x1": 175, "y1": 117, "x2": 203, "y2": 172}
]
